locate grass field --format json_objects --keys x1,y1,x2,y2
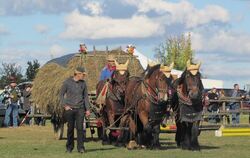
[{"x1": 0, "y1": 123, "x2": 250, "y2": 158}]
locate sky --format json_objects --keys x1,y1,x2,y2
[{"x1": 0, "y1": 0, "x2": 250, "y2": 89}]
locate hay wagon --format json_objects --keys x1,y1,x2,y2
[{"x1": 31, "y1": 47, "x2": 144, "y2": 139}]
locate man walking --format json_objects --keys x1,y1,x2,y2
[{"x1": 60, "y1": 67, "x2": 90, "y2": 153}]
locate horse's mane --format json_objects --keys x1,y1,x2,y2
[{"x1": 144, "y1": 64, "x2": 161, "y2": 79}]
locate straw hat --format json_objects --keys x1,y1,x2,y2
[
  {"x1": 115, "y1": 60, "x2": 129, "y2": 75},
  {"x1": 160, "y1": 62, "x2": 174, "y2": 78},
  {"x1": 186, "y1": 60, "x2": 201, "y2": 75}
]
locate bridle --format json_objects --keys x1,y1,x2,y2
[{"x1": 142, "y1": 72, "x2": 169, "y2": 105}]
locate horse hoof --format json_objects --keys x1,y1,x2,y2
[
  {"x1": 139, "y1": 145, "x2": 146, "y2": 149},
  {"x1": 115, "y1": 143, "x2": 125, "y2": 147},
  {"x1": 191, "y1": 146, "x2": 200, "y2": 151},
  {"x1": 127, "y1": 140, "x2": 138, "y2": 150},
  {"x1": 102, "y1": 141, "x2": 109, "y2": 145}
]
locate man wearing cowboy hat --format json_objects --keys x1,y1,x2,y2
[
  {"x1": 100, "y1": 55, "x2": 116, "y2": 81},
  {"x1": 60, "y1": 67, "x2": 90, "y2": 153},
  {"x1": 3, "y1": 76, "x2": 21, "y2": 128}
]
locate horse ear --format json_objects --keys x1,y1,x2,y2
[
  {"x1": 197, "y1": 61, "x2": 201, "y2": 69},
  {"x1": 170, "y1": 62, "x2": 174, "y2": 69},
  {"x1": 125, "y1": 60, "x2": 129, "y2": 67},
  {"x1": 186, "y1": 60, "x2": 191, "y2": 68}
]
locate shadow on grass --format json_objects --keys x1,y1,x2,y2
[
  {"x1": 59, "y1": 137, "x2": 101, "y2": 142},
  {"x1": 86, "y1": 147, "x2": 118, "y2": 153},
  {"x1": 0, "y1": 137, "x2": 5, "y2": 139},
  {"x1": 200, "y1": 145, "x2": 220, "y2": 150}
]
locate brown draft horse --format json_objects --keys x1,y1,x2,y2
[
  {"x1": 96, "y1": 69, "x2": 130, "y2": 145},
  {"x1": 118, "y1": 64, "x2": 171, "y2": 149},
  {"x1": 173, "y1": 67, "x2": 204, "y2": 151}
]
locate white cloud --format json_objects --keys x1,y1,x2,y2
[
  {"x1": 34, "y1": 24, "x2": 49, "y2": 34},
  {"x1": 0, "y1": 49, "x2": 50, "y2": 69},
  {"x1": 122, "y1": 0, "x2": 229, "y2": 28},
  {"x1": 60, "y1": 10, "x2": 163, "y2": 39},
  {"x1": 49, "y1": 44, "x2": 67, "y2": 58},
  {"x1": 0, "y1": 45, "x2": 67, "y2": 69},
  {"x1": 190, "y1": 30, "x2": 250, "y2": 54},
  {"x1": 82, "y1": 1, "x2": 103, "y2": 16},
  {"x1": 0, "y1": 0, "x2": 82, "y2": 15}
]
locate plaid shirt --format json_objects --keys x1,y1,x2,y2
[{"x1": 3, "y1": 85, "x2": 21, "y2": 105}]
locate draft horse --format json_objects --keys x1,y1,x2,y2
[
  {"x1": 118, "y1": 64, "x2": 173, "y2": 149},
  {"x1": 96, "y1": 60, "x2": 130, "y2": 145},
  {"x1": 173, "y1": 60, "x2": 204, "y2": 151}
]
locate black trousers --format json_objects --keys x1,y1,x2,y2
[{"x1": 64, "y1": 108, "x2": 85, "y2": 151}]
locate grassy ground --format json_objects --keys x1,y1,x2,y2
[{"x1": 0, "y1": 123, "x2": 250, "y2": 158}]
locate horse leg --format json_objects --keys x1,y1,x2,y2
[
  {"x1": 151, "y1": 124, "x2": 161, "y2": 149},
  {"x1": 126, "y1": 115, "x2": 140, "y2": 150},
  {"x1": 107, "y1": 110, "x2": 116, "y2": 145},
  {"x1": 101, "y1": 111, "x2": 109, "y2": 145},
  {"x1": 190, "y1": 121, "x2": 200, "y2": 151},
  {"x1": 181, "y1": 122, "x2": 191, "y2": 150},
  {"x1": 175, "y1": 121, "x2": 182, "y2": 147}
]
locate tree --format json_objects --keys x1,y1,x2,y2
[
  {"x1": 26, "y1": 59, "x2": 40, "y2": 81},
  {"x1": 0, "y1": 63, "x2": 23, "y2": 88},
  {"x1": 154, "y1": 33, "x2": 194, "y2": 70}
]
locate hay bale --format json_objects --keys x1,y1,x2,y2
[{"x1": 32, "y1": 49, "x2": 144, "y2": 114}]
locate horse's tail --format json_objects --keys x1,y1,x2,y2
[{"x1": 51, "y1": 112, "x2": 64, "y2": 133}]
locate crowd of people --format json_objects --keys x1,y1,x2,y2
[
  {"x1": 1, "y1": 77, "x2": 43, "y2": 127},
  {"x1": 205, "y1": 83, "x2": 245, "y2": 124}
]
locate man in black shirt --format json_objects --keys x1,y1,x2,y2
[
  {"x1": 207, "y1": 87, "x2": 220, "y2": 123},
  {"x1": 60, "y1": 67, "x2": 90, "y2": 153}
]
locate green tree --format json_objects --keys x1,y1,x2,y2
[
  {"x1": 155, "y1": 33, "x2": 194, "y2": 70},
  {"x1": 0, "y1": 63, "x2": 23, "y2": 88},
  {"x1": 26, "y1": 59, "x2": 40, "y2": 81}
]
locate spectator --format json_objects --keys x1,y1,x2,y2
[
  {"x1": 3, "y1": 77, "x2": 21, "y2": 128},
  {"x1": 23, "y1": 84, "x2": 32, "y2": 125},
  {"x1": 207, "y1": 87, "x2": 220, "y2": 123},
  {"x1": 230, "y1": 84, "x2": 242, "y2": 125}
]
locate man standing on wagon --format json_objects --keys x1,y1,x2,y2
[
  {"x1": 100, "y1": 55, "x2": 116, "y2": 81},
  {"x1": 60, "y1": 67, "x2": 91, "y2": 153},
  {"x1": 96, "y1": 55, "x2": 116, "y2": 105}
]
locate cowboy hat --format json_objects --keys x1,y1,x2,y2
[
  {"x1": 160, "y1": 62, "x2": 174, "y2": 78},
  {"x1": 115, "y1": 60, "x2": 129, "y2": 75},
  {"x1": 186, "y1": 60, "x2": 201, "y2": 75}
]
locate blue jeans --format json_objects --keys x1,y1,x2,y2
[
  {"x1": 231, "y1": 103, "x2": 240, "y2": 124},
  {"x1": 4, "y1": 103, "x2": 19, "y2": 127}
]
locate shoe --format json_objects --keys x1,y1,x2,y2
[
  {"x1": 78, "y1": 148, "x2": 86, "y2": 153},
  {"x1": 65, "y1": 149, "x2": 72, "y2": 153}
]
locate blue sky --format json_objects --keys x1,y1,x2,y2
[{"x1": 0, "y1": 0, "x2": 250, "y2": 88}]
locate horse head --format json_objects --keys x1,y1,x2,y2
[
  {"x1": 111, "y1": 60, "x2": 130, "y2": 95},
  {"x1": 180, "y1": 60, "x2": 203, "y2": 100},
  {"x1": 144, "y1": 64, "x2": 172, "y2": 104}
]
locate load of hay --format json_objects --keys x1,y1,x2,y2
[{"x1": 31, "y1": 49, "x2": 144, "y2": 114}]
